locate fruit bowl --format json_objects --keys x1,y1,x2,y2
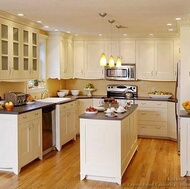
[
  {"x1": 182, "y1": 101, "x2": 190, "y2": 113},
  {"x1": 5, "y1": 102, "x2": 14, "y2": 111}
]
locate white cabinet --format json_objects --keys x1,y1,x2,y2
[
  {"x1": 47, "y1": 32, "x2": 73, "y2": 79},
  {"x1": 56, "y1": 101, "x2": 76, "y2": 151},
  {"x1": 167, "y1": 102, "x2": 177, "y2": 140},
  {"x1": 136, "y1": 40, "x2": 175, "y2": 81},
  {"x1": 136, "y1": 100, "x2": 167, "y2": 137},
  {"x1": 0, "y1": 15, "x2": 40, "y2": 81},
  {"x1": 120, "y1": 41, "x2": 136, "y2": 63},
  {"x1": 0, "y1": 109, "x2": 42, "y2": 174},
  {"x1": 136, "y1": 40, "x2": 155, "y2": 80},
  {"x1": 80, "y1": 108, "x2": 138, "y2": 184},
  {"x1": 18, "y1": 109, "x2": 42, "y2": 168},
  {"x1": 84, "y1": 41, "x2": 104, "y2": 79},
  {"x1": 180, "y1": 117, "x2": 190, "y2": 176},
  {"x1": 76, "y1": 99, "x2": 93, "y2": 133}
]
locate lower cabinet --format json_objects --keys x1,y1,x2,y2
[
  {"x1": 136, "y1": 100, "x2": 176, "y2": 139},
  {"x1": 136, "y1": 100, "x2": 168, "y2": 138},
  {"x1": 76, "y1": 99, "x2": 93, "y2": 134},
  {"x1": 18, "y1": 110, "x2": 42, "y2": 168},
  {"x1": 56, "y1": 101, "x2": 76, "y2": 151},
  {"x1": 180, "y1": 117, "x2": 190, "y2": 176},
  {"x1": 0, "y1": 109, "x2": 42, "y2": 174}
]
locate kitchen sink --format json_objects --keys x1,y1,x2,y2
[{"x1": 36, "y1": 97, "x2": 71, "y2": 103}]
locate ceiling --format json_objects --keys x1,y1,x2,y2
[{"x1": 1, "y1": 0, "x2": 190, "y2": 38}]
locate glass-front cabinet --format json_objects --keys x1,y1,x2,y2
[{"x1": 0, "y1": 13, "x2": 40, "y2": 81}]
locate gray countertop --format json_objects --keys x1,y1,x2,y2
[
  {"x1": 79, "y1": 104, "x2": 138, "y2": 121},
  {"x1": 0, "y1": 94, "x2": 175, "y2": 115}
]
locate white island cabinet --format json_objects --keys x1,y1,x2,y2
[
  {"x1": 79, "y1": 105, "x2": 138, "y2": 185},
  {"x1": 0, "y1": 109, "x2": 42, "y2": 174}
]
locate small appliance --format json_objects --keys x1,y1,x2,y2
[
  {"x1": 105, "y1": 64, "x2": 136, "y2": 81},
  {"x1": 107, "y1": 84, "x2": 138, "y2": 104},
  {"x1": 4, "y1": 92, "x2": 26, "y2": 106}
]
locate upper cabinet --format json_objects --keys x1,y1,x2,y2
[
  {"x1": 0, "y1": 11, "x2": 41, "y2": 81},
  {"x1": 47, "y1": 32, "x2": 73, "y2": 79},
  {"x1": 73, "y1": 39, "x2": 136, "y2": 79},
  {"x1": 136, "y1": 39, "x2": 175, "y2": 81}
]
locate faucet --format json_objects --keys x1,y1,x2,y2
[{"x1": 41, "y1": 89, "x2": 49, "y2": 99}]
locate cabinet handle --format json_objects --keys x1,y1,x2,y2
[
  {"x1": 155, "y1": 71, "x2": 157, "y2": 75},
  {"x1": 22, "y1": 116, "x2": 27, "y2": 119},
  {"x1": 156, "y1": 126, "x2": 161, "y2": 129},
  {"x1": 141, "y1": 112, "x2": 146, "y2": 115},
  {"x1": 141, "y1": 102, "x2": 146, "y2": 105},
  {"x1": 151, "y1": 71, "x2": 153, "y2": 76},
  {"x1": 81, "y1": 69, "x2": 83, "y2": 74},
  {"x1": 35, "y1": 113, "x2": 38, "y2": 115},
  {"x1": 141, "y1": 125, "x2": 146, "y2": 128},
  {"x1": 156, "y1": 103, "x2": 161, "y2": 106},
  {"x1": 156, "y1": 113, "x2": 161, "y2": 116},
  {"x1": 9, "y1": 67, "x2": 11, "y2": 74}
]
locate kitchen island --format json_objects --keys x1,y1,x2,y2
[{"x1": 79, "y1": 104, "x2": 138, "y2": 185}]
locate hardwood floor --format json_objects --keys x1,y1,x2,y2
[{"x1": 0, "y1": 137, "x2": 189, "y2": 189}]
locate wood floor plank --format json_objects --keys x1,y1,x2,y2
[{"x1": 0, "y1": 137, "x2": 189, "y2": 189}]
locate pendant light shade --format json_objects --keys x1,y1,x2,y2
[
  {"x1": 99, "y1": 13, "x2": 107, "y2": 66},
  {"x1": 116, "y1": 56, "x2": 122, "y2": 67},
  {"x1": 109, "y1": 55, "x2": 115, "y2": 67},
  {"x1": 100, "y1": 53, "x2": 107, "y2": 66}
]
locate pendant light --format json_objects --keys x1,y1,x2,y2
[
  {"x1": 108, "y1": 19, "x2": 115, "y2": 67},
  {"x1": 99, "y1": 13, "x2": 107, "y2": 66},
  {"x1": 116, "y1": 25, "x2": 122, "y2": 67}
]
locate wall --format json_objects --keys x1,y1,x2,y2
[
  {"x1": 0, "y1": 82, "x2": 27, "y2": 99},
  {"x1": 65, "y1": 79, "x2": 176, "y2": 97}
]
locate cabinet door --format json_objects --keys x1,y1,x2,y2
[
  {"x1": 155, "y1": 40, "x2": 174, "y2": 80},
  {"x1": 74, "y1": 41, "x2": 85, "y2": 78},
  {"x1": 84, "y1": 41, "x2": 104, "y2": 79},
  {"x1": 22, "y1": 27, "x2": 39, "y2": 79},
  {"x1": 136, "y1": 41, "x2": 155, "y2": 80},
  {"x1": 174, "y1": 40, "x2": 180, "y2": 80},
  {"x1": 120, "y1": 41, "x2": 136, "y2": 63},
  {"x1": 106, "y1": 40, "x2": 118, "y2": 64},
  {"x1": 60, "y1": 110, "x2": 67, "y2": 148},
  {"x1": 167, "y1": 102, "x2": 177, "y2": 139},
  {"x1": 67, "y1": 108, "x2": 76, "y2": 139},
  {"x1": 19, "y1": 117, "x2": 42, "y2": 167}
]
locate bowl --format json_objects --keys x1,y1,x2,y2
[
  {"x1": 5, "y1": 102, "x2": 14, "y2": 111},
  {"x1": 71, "y1": 90, "x2": 79, "y2": 96},
  {"x1": 183, "y1": 105, "x2": 190, "y2": 113},
  {"x1": 57, "y1": 91, "x2": 66, "y2": 97},
  {"x1": 59, "y1": 89, "x2": 69, "y2": 95}
]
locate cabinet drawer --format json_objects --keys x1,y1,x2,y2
[
  {"x1": 138, "y1": 110, "x2": 167, "y2": 121},
  {"x1": 136, "y1": 100, "x2": 167, "y2": 108},
  {"x1": 138, "y1": 121, "x2": 167, "y2": 137},
  {"x1": 59, "y1": 101, "x2": 75, "y2": 112},
  {"x1": 18, "y1": 109, "x2": 42, "y2": 124}
]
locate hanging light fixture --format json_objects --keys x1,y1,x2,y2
[
  {"x1": 116, "y1": 25, "x2": 122, "y2": 67},
  {"x1": 108, "y1": 19, "x2": 115, "y2": 67},
  {"x1": 99, "y1": 13, "x2": 107, "y2": 66}
]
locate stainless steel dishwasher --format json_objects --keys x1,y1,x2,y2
[{"x1": 42, "y1": 104, "x2": 56, "y2": 155}]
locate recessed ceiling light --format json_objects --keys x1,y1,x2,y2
[
  {"x1": 66, "y1": 31, "x2": 71, "y2": 33},
  {"x1": 44, "y1": 25, "x2": 49, "y2": 28},
  {"x1": 99, "y1": 34, "x2": 102, "y2": 36},
  {"x1": 168, "y1": 28, "x2": 173, "y2": 31},
  {"x1": 74, "y1": 34, "x2": 79, "y2": 36},
  {"x1": 37, "y1": 20, "x2": 42, "y2": 23},
  {"x1": 149, "y1": 33, "x2": 154, "y2": 36},
  {"x1": 54, "y1": 29, "x2": 59, "y2": 31},
  {"x1": 175, "y1": 17, "x2": 181, "y2": 21},
  {"x1": 18, "y1": 13, "x2": 24, "y2": 17},
  {"x1": 167, "y1": 23, "x2": 172, "y2": 26},
  {"x1": 123, "y1": 34, "x2": 127, "y2": 36}
]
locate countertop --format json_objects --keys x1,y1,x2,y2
[
  {"x1": 79, "y1": 104, "x2": 138, "y2": 120},
  {"x1": 180, "y1": 110, "x2": 190, "y2": 118},
  {"x1": 0, "y1": 94, "x2": 176, "y2": 115}
]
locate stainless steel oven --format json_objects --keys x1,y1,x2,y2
[{"x1": 105, "y1": 64, "x2": 136, "y2": 81}]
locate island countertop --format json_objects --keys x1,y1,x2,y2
[{"x1": 79, "y1": 104, "x2": 138, "y2": 120}]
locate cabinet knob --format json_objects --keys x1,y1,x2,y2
[{"x1": 141, "y1": 112, "x2": 146, "y2": 115}]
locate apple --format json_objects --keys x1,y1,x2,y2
[{"x1": 5, "y1": 101, "x2": 14, "y2": 110}]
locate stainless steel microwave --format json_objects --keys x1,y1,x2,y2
[{"x1": 104, "y1": 64, "x2": 136, "y2": 81}]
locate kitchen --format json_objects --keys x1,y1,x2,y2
[{"x1": 1, "y1": 0, "x2": 190, "y2": 188}]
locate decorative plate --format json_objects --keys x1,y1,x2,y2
[{"x1": 85, "y1": 110, "x2": 98, "y2": 114}]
